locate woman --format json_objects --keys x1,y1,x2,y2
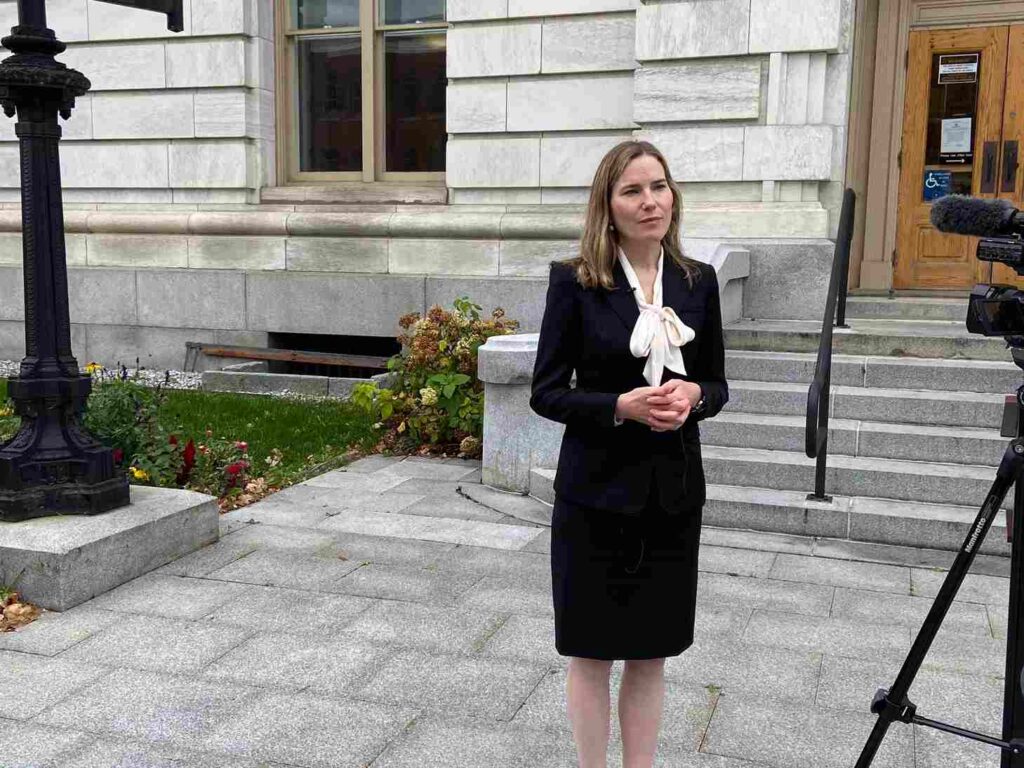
[{"x1": 530, "y1": 140, "x2": 728, "y2": 768}]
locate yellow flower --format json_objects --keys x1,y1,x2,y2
[
  {"x1": 0, "y1": 406, "x2": 12, "y2": 418},
  {"x1": 129, "y1": 467, "x2": 149, "y2": 482},
  {"x1": 84, "y1": 362, "x2": 103, "y2": 375}
]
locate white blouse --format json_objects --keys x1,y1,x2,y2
[{"x1": 618, "y1": 248, "x2": 695, "y2": 387}]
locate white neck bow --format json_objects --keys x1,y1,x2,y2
[{"x1": 618, "y1": 249, "x2": 695, "y2": 387}]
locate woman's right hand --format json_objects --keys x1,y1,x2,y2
[{"x1": 615, "y1": 385, "x2": 674, "y2": 429}]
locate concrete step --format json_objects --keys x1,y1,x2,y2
[
  {"x1": 845, "y1": 295, "x2": 967, "y2": 322},
  {"x1": 724, "y1": 350, "x2": 1020, "y2": 394},
  {"x1": 725, "y1": 318, "x2": 1008, "y2": 360},
  {"x1": 703, "y1": 485, "x2": 1008, "y2": 556},
  {"x1": 702, "y1": 412, "x2": 1005, "y2": 467},
  {"x1": 700, "y1": 445, "x2": 1006, "y2": 510},
  {"x1": 526, "y1": 470, "x2": 1008, "y2": 555},
  {"x1": 529, "y1": 467, "x2": 556, "y2": 506},
  {"x1": 533, "y1": 447, "x2": 1005, "y2": 509},
  {"x1": 727, "y1": 380, "x2": 1004, "y2": 429}
]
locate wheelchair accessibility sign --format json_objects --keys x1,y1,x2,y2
[{"x1": 923, "y1": 170, "x2": 952, "y2": 201}]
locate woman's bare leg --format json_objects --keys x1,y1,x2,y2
[
  {"x1": 566, "y1": 656, "x2": 614, "y2": 767},
  {"x1": 619, "y1": 657, "x2": 666, "y2": 768}
]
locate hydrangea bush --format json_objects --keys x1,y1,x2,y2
[{"x1": 351, "y1": 297, "x2": 519, "y2": 458}]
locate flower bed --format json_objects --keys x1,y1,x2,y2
[
  {"x1": 0, "y1": 370, "x2": 376, "y2": 512},
  {"x1": 0, "y1": 298, "x2": 519, "y2": 501}
]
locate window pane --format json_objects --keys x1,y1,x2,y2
[
  {"x1": 922, "y1": 51, "x2": 980, "y2": 200},
  {"x1": 384, "y1": 32, "x2": 445, "y2": 173},
  {"x1": 298, "y1": 36, "x2": 362, "y2": 172},
  {"x1": 292, "y1": 0, "x2": 359, "y2": 29},
  {"x1": 381, "y1": 0, "x2": 445, "y2": 25}
]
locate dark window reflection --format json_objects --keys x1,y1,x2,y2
[
  {"x1": 298, "y1": 36, "x2": 362, "y2": 172},
  {"x1": 382, "y1": 0, "x2": 445, "y2": 24},
  {"x1": 385, "y1": 32, "x2": 445, "y2": 172},
  {"x1": 294, "y1": 0, "x2": 359, "y2": 29}
]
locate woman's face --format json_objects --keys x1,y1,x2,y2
[{"x1": 609, "y1": 155, "x2": 674, "y2": 247}]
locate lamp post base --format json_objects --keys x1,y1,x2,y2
[
  {"x1": 0, "y1": 475, "x2": 129, "y2": 522},
  {"x1": 0, "y1": 373, "x2": 128, "y2": 522}
]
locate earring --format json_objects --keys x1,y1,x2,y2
[{"x1": 608, "y1": 223, "x2": 615, "y2": 231}]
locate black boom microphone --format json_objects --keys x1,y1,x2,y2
[{"x1": 930, "y1": 194, "x2": 1024, "y2": 237}]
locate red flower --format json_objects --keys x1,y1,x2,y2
[
  {"x1": 235, "y1": 441, "x2": 248, "y2": 453},
  {"x1": 224, "y1": 459, "x2": 249, "y2": 490},
  {"x1": 169, "y1": 435, "x2": 178, "y2": 446},
  {"x1": 112, "y1": 448, "x2": 123, "y2": 465},
  {"x1": 176, "y1": 438, "x2": 196, "y2": 486}
]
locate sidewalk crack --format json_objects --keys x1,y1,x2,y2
[
  {"x1": 366, "y1": 712, "x2": 423, "y2": 767},
  {"x1": 696, "y1": 686, "x2": 723, "y2": 754},
  {"x1": 471, "y1": 612, "x2": 511, "y2": 654},
  {"x1": 811, "y1": 653, "x2": 825, "y2": 708},
  {"x1": 508, "y1": 664, "x2": 553, "y2": 723},
  {"x1": 455, "y1": 484, "x2": 508, "y2": 517}
]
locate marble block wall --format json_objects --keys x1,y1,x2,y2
[
  {"x1": 0, "y1": 0, "x2": 275, "y2": 205},
  {"x1": 635, "y1": 0, "x2": 852, "y2": 239},
  {"x1": 448, "y1": 0, "x2": 854, "y2": 240},
  {"x1": 446, "y1": 0, "x2": 640, "y2": 205}
]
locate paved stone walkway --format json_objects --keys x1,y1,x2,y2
[{"x1": 0, "y1": 455, "x2": 1013, "y2": 767}]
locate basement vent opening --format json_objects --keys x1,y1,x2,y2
[{"x1": 265, "y1": 333, "x2": 400, "y2": 378}]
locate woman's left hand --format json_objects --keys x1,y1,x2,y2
[{"x1": 645, "y1": 379, "x2": 702, "y2": 431}]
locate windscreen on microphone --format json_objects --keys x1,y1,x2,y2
[{"x1": 930, "y1": 195, "x2": 1018, "y2": 237}]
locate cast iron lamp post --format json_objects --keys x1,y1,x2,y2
[{"x1": 0, "y1": 0, "x2": 181, "y2": 522}]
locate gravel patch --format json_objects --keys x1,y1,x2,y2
[{"x1": 0, "y1": 361, "x2": 202, "y2": 391}]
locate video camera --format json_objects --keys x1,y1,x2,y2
[{"x1": 931, "y1": 195, "x2": 1024, "y2": 338}]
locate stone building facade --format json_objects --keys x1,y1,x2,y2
[{"x1": 0, "y1": 0, "x2": 1006, "y2": 369}]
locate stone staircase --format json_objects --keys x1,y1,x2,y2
[{"x1": 529, "y1": 295, "x2": 1021, "y2": 556}]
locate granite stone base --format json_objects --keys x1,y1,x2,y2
[
  {"x1": 0, "y1": 486, "x2": 217, "y2": 611},
  {"x1": 201, "y1": 369, "x2": 391, "y2": 399}
]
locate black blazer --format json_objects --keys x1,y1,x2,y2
[{"x1": 530, "y1": 256, "x2": 728, "y2": 515}]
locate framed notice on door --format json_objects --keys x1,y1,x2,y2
[{"x1": 938, "y1": 53, "x2": 979, "y2": 84}]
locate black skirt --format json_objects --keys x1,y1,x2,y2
[{"x1": 550, "y1": 490, "x2": 703, "y2": 661}]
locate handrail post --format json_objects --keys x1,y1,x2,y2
[
  {"x1": 805, "y1": 188, "x2": 856, "y2": 503},
  {"x1": 836, "y1": 239, "x2": 852, "y2": 329}
]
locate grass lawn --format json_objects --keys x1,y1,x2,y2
[
  {"x1": 0, "y1": 378, "x2": 376, "y2": 484},
  {"x1": 158, "y1": 388, "x2": 375, "y2": 476}
]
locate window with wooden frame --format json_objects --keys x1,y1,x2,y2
[{"x1": 278, "y1": 0, "x2": 447, "y2": 182}]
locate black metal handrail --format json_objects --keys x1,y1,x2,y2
[{"x1": 805, "y1": 187, "x2": 856, "y2": 501}]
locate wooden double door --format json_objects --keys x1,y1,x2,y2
[{"x1": 896, "y1": 25, "x2": 1024, "y2": 289}]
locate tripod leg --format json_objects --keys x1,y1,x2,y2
[
  {"x1": 1004, "y1": 390, "x2": 1024, "y2": 768},
  {"x1": 856, "y1": 438, "x2": 1024, "y2": 768}
]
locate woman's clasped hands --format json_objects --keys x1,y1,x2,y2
[{"x1": 614, "y1": 378, "x2": 702, "y2": 432}]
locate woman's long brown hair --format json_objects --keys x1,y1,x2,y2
[{"x1": 574, "y1": 140, "x2": 701, "y2": 290}]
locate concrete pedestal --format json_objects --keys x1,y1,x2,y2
[
  {"x1": 0, "y1": 486, "x2": 217, "y2": 611},
  {"x1": 478, "y1": 334, "x2": 563, "y2": 494}
]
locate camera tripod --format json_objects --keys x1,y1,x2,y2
[{"x1": 856, "y1": 344, "x2": 1024, "y2": 767}]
